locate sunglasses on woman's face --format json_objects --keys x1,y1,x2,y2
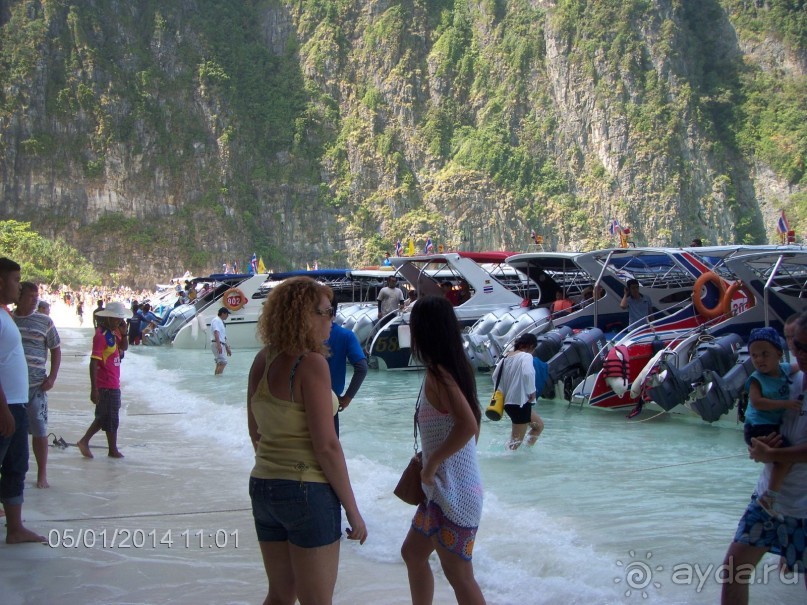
[{"x1": 315, "y1": 307, "x2": 334, "y2": 318}]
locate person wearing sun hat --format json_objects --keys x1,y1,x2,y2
[
  {"x1": 741, "y1": 326, "x2": 801, "y2": 518},
  {"x1": 77, "y1": 301, "x2": 129, "y2": 459}
]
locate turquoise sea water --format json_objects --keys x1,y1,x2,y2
[{"x1": 121, "y1": 342, "x2": 803, "y2": 604}]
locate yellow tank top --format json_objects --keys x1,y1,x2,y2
[{"x1": 250, "y1": 352, "x2": 338, "y2": 482}]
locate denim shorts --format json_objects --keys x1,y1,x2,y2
[
  {"x1": 249, "y1": 477, "x2": 341, "y2": 547},
  {"x1": 26, "y1": 388, "x2": 48, "y2": 438}
]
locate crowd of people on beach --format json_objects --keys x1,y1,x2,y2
[{"x1": 1, "y1": 257, "x2": 806, "y2": 604}]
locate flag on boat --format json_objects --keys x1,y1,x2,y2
[
  {"x1": 233, "y1": 260, "x2": 239, "y2": 273},
  {"x1": 424, "y1": 237, "x2": 434, "y2": 254},
  {"x1": 777, "y1": 211, "x2": 790, "y2": 234},
  {"x1": 257, "y1": 257, "x2": 267, "y2": 273},
  {"x1": 395, "y1": 239, "x2": 403, "y2": 256},
  {"x1": 407, "y1": 239, "x2": 415, "y2": 256},
  {"x1": 608, "y1": 219, "x2": 621, "y2": 235},
  {"x1": 250, "y1": 253, "x2": 258, "y2": 273}
]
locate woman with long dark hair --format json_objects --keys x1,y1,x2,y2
[{"x1": 401, "y1": 295, "x2": 486, "y2": 605}]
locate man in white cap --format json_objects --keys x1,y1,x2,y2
[{"x1": 77, "y1": 301, "x2": 129, "y2": 459}]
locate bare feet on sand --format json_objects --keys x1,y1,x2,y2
[
  {"x1": 6, "y1": 527, "x2": 47, "y2": 544},
  {"x1": 108, "y1": 450, "x2": 124, "y2": 458},
  {"x1": 36, "y1": 477, "x2": 49, "y2": 488},
  {"x1": 77, "y1": 440, "x2": 93, "y2": 458}
]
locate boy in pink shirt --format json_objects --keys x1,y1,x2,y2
[{"x1": 77, "y1": 302, "x2": 129, "y2": 458}]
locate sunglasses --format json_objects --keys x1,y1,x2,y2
[{"x1": 315, "y1": 307, "x2": 334, "y2": 318}]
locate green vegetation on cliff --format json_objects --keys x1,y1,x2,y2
[
  {"x1": 0, "y1": 0, "x2": 805, "y2": 283},
  {"x1": 0, "y1": 220, "x2": 100, "y2": 286}
]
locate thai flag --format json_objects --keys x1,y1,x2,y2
[
  {"x1": 424, "y1": 238, "x2": 434, "y2": 254},
  {"x1": 250, "y1": 253, "x2": 258, "y2": 273},
  {"x1": 608, "y1": 219, "x2": 621, "y2": 235},
  {"x1": 777, "y1": 211, "x2": 790, "y2": 234},
  {"x1": 395, "y1": 239, "x2": 403, "y2": 256}
]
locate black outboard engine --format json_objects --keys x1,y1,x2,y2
[
  {"x1": 546, "y1": 328, "x2": 606, "y2": 400},
  {"x1": 533, "y1": 326, "x2": 573, "y2": 362},
  {"x1": 647, "y1": 333, "x2": 744, "y2": 412},
  {"x1": 689, "y1": 348, "x2": 753, "y2": 422}
]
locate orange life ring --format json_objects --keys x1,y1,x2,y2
[
  {"x1": 721, "y1": 280, "x2": 756, "y2": 315},
  {"x1": 222, "y1": 288, "x2": 247, "y2": 312},
  {"x1": 692, "y1": 271, "x2": 726, "y2": 320}
]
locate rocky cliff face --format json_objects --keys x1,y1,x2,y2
[{"x1": 0, "y1": 0, "x2": 803, "y2": 286}]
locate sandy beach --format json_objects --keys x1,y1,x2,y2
[{"x1": 1, "y1": 300, "x2": 457, "y2": 605}]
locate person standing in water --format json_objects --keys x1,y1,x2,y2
[
  {"x1": 210, "y1": 307, "x2": 232, "y2": 375},
  {"x1": 401, "y1": 295, "x2": 486, "y2": 605}
]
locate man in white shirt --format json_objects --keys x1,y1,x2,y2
[
  {"x1": 0, "y1": 258, "x2": 45, "y2": 543},
  {"x1": 721, "y1": 311, "x2": 807, "y2": 604},
  {"x1": 376, "y1": 275, "x2": 404, "y2": 319},
  {"x1": 211, "y1": 307, "x2": 231, "y2": 375}
]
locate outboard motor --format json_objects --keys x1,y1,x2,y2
[
  {"x1": 689, "y1": 348, "x2": 753, "y2": 422},
  {"x1": 143, "y1": 304, "x2": 197, "y2": 346},
  {"x1": 646, "y1": 333, "x2": 744, "y2": 412},
  {"x1": 492, "y1": 308, "x2": 552, "y2": 349},
  {"x1": 351, "y1": 307, "x2": 378, "y2": 348},
  {"x1": 463, "y1": 333, "x2": 502, "y2": 370},
  {"x1": 533, "y1": 326, "x2": 573, "y2": 362},
  {"x1": 546, "y1": 328, "x2": 606, "y2": 400}
]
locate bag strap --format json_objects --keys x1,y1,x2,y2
[
  {"x1": 492, "y1": 357, "x2": 506, "y2": 391},
  {"x1": 412, "y1": 380, "x2": 424, "y2": 454},
  {"x1": 288, "y1": 353, "x2": 307, "y2": 402}
]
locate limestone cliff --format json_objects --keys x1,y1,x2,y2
[{"x1": 0, "y1": 0, "x2": 804, "y2": 286}]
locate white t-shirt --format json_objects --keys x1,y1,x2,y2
[
  {"x1": 492, "y1": 351, "x2": 536, "y2": 407},
  {"x1": 210, "y1": 316, "x2": 227, "y2": 344},
  {"x1": 0, "y1": 310, "x2": 29, "y2": 404},
  {"x1": 377, "y1": 286, "x2": 404, "y2": 316},
  {"x1": 754, "y1": 370, "x2": 807, "y2": 517}
]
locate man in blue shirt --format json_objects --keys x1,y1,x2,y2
[
  {"x1": 620, "y1": 279, "x2": 653, "y2": 326},
  {"x1": 326, "y1": 300, "x2": 368, "y2": 436}
]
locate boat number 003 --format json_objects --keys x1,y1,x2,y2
[
  {"x1": 222, "y1": 288, "x2": 247, "y2": 312},
  {"x1": 373, "y1": 336, "x2": 399, "y2": 352}
]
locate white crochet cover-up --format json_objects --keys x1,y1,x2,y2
[{"x1": 417, "y1": 389, "x2": 483, "y2": 534}]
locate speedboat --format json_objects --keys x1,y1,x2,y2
[
  {"x1": 476, "y1": 247, "x2": 708, "y2": 397},
  {"x1": 144, "y1": 273, "x2": 269, "y2": 346},
  {"x1": 574, "y1": 246, "x2": 806, "y2": 413},
  {"x1": 463, "y1": 252, "x2": 584, "y2": 369},
  {"x1": 633, "y1": 247, "x2": 807, "y2": 421},
  {"x1": 334, "y1": 267, "x2": 403, "y2": 348},
  {"x1": 170, "y1": 269, "x2": 350, "y2": 349},
  {"x1": 366, "y1": 252, "x2": 525, "y2": 370}
]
